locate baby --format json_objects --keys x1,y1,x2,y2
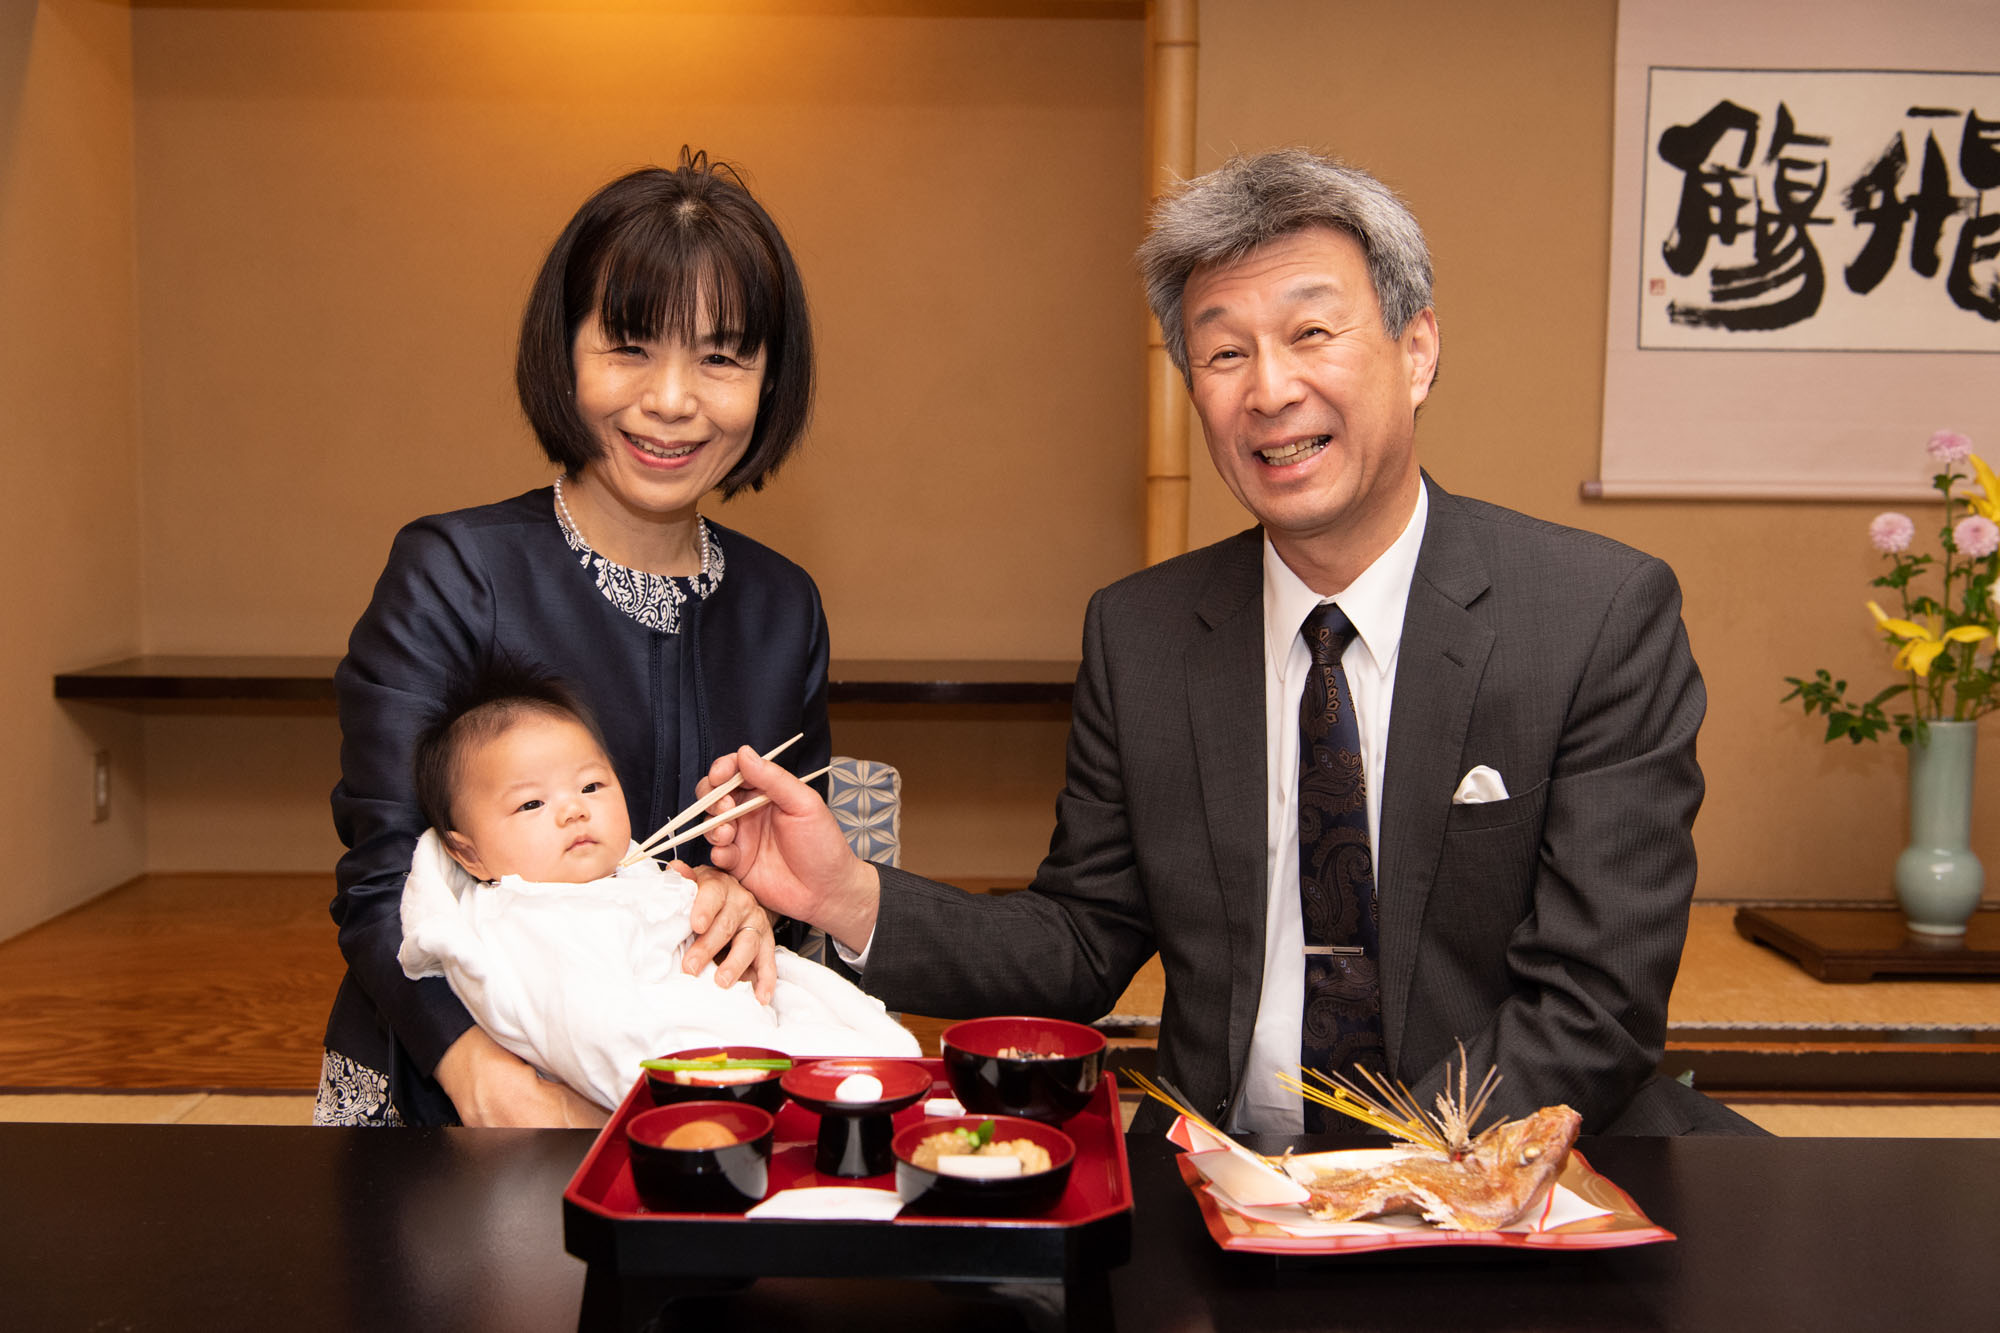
[{"x1": 396, "y1": 665, "x2": 918, "y2": 1111}]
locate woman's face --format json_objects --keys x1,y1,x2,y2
[{"x1": 569, "y1": 301, "x2": 766, "y2": 525}]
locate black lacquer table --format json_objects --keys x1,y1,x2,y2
[{"x1": 3, "y1": 1123, "x2": 1993, "y2": 1331}]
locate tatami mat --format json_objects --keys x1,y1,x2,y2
[
  {"x1": 1669, "y1": 904, "x2": 2000, "y2": 1030},
  {"x1": 1722, "y1": 1100, "x2": 2000, "y2": 1138},
  {"x1": 1108, "y1": 902, "x2": 2000, "y2": 1033},
  {"x1": 0, "y1": 1093, "x2": 315, "y2": 1124}
]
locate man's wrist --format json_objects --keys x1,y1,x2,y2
[{"x1": 823, "y1": 858, "x2": 882, "y2": 956}]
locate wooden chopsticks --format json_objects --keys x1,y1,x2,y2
[
  {"x1": 629, "y1": 764, "x2": 832, "y2": 862},
  {"x1": 619, "y1": 733, "x2": 820, "y2": 868}
]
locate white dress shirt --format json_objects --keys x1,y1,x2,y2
[{"x1": 1229, "y1": 484, "x2": 1428, "y2": 1133}]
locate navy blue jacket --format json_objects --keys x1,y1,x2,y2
[{"x1": 325, "y1": 488, "x2": 829, "y2": 1125}]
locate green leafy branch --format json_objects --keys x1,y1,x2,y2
[{"x1": 1780, "y1": 670, "x2": 1918, "y2": 745}]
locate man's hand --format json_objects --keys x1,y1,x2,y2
[
  {"x1": 698, "y1": 745, "x2": 882, "y2": 953},
  {"x1": 674, "y1": 860, "x2": 778, "y2": 1003},
  {"x1": 433, "y1": 1027, "x2": 609, "y2": 1129}
]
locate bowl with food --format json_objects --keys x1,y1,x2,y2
[
  {"x1": 624, "y1": 1101, "x2": 775, "y2": 1214},
  {"x1": 780, "y1": 1057, "x2": 933, "y2": 1178},
  {"x1": 642, "y1": 1045, "x2": 790, "y2": 1114},
  {"x1": 941, "y1": 1016, "x2": 1105, "y2": 1123},
  {"x1": 892, "y1": 1114, "x2": 1076, "y2": 1216}
]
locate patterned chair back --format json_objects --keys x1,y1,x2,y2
[{"x1": 827, "y1": 756, "x2": 902, "y2": 868}]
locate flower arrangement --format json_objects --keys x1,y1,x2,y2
[{"x1": 1785, "y1": 431, "x2": 2000, "y2": 744}]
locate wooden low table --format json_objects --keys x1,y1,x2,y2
[{"x1": 1733, "y1": 906, "x2": 2000, "y2": 982}]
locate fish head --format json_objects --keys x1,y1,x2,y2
[{"x1": 1472, "y1": 1103, "x2": 1581, "y2": 1171}]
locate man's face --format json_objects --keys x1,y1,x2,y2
[
  {"x1": 1182, "y1": 225, "x2": 1438, "y2": 580},
  {"x1": 444, "y1": 712, "x2": 631, "y2": 884}
]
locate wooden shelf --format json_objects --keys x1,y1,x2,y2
[{"x1": 54, "y1": 654, "x2": 1076, "y2": 707}]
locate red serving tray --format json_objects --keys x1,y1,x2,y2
[{"x1": 563, "y1": 1059, "x2": 1133, "y2": 1285}]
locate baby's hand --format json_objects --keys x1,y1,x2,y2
[{"x1": 674, "y1": 861, "x2": 778, "y2": 1004}]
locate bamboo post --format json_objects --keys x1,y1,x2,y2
[{"x1": 1144, "y1": 0, "x2": 1196, "y2": 567}]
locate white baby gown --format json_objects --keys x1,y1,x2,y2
[{"x1": 397, "y1": 829, "x2": 920, "y2": 1110}]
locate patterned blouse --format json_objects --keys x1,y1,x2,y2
[{"x1": 553, "y1": 482, "x2": 724, "y2": 633}]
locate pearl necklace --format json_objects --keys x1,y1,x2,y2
[{"x1": 552, "y1": 475, "x2": 712, "y2": 578}]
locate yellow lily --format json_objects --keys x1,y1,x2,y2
[
  {"x1": 1867, "y1": 601, "x2": 1993, "y2": 676},
  {"x1": 1964, "y1": 453, "x2": 2000, "y2": 523}
]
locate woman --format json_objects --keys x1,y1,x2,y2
[{"x1": 318, "y1": 151, "x2": 827, "y2": 1128}]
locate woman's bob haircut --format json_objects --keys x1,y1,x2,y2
[{"x1": 515, "y1": 150, "x2": 814, "y2": 497}]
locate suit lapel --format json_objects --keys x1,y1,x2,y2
[
  {"x1": 1185, "y1": 530, "x2": 1268, "y2": 1094},
  {"x1": 1379, "y1": 479, "x2": 1494, "y2": 1061}
]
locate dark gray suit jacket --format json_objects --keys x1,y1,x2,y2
[{"x1": 867, "y1": 477, "x2": 1750, "y2": 1135}]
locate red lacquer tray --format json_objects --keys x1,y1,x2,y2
[
  {"x1": 1175, "y1": 1147, "x2": 1675, "y2": 1256},
  {"x1": 563, "y1": 1059, "x2": 1133, "y2": 1285}
]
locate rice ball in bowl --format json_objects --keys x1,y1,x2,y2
[{"x1": 625, "y1": 1101, "x2": 775, "y2": 1214}]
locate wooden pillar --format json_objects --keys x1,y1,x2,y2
[{"x1": 1144, "y1": 0, "x2": 1196, "y2": 567}]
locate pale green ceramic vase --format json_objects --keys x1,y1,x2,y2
[{"x1": 1893, "y1": 720, "x2": 1985, "y2": 936}]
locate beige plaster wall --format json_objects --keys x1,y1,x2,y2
[
  {"x1": 129, "y1": 7, "x2": 1143, "y2": 877},
  {"x1": 0, "y1": 0, "x2": 147, "y2": 940},
  {"x1": 11, "y1": 0, "x2": 1986, "y2": 906},
  {"x1": 1188, "y1": 0, "x2": 1996, "y2": 899}
]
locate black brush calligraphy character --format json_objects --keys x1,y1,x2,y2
[
  {"x1": 1844, "y1": 133, "x2": 1910, "y2": 294},
  {"x1": 1945, "y1": 204, "x2": 2000, "y2": 320},
  {"x1": 1664, "y1": 102, "x2": 1830, "y2": 331},
  {"x1": 1657, "y1": 100, "x2": 1760, "y2": 276},
  {"x1": 1958, "y1": 110, "x2": 2000, "y2": 191}
]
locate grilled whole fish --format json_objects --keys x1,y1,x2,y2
[{"x1": 1300, "y1": 1104, "x2": 1582, "y2": 1231}]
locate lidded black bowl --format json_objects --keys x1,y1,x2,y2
[{"x1": 941, "y1": 1016, "x2": 1105, "y2": 1123}]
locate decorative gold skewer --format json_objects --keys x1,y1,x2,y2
[
  {"x1": 1125, "y1": 1069, "x2": 1294, "y2": 1171},
  {"x1": 620, "y1": 733, "x2": 803, "y2": 868},
  {"x1": 1276, "y1": 1043, "x2": 1501, "y2": 1160},
  {"x1": 1125, "y1": 1069, "x2": 1221, "y2": 1137}
]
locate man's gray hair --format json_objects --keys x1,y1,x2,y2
[{"x1": 1137, "y1": 148, "x2": 1434, "y2": 382}]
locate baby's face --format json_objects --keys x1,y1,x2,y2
[{"x1": 444, "y1": 712, "x2": 632, "y2": 883}]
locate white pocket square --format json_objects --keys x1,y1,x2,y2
[{"x1": 1452, "y1": 765, "x2": 1509, "y2": 805}]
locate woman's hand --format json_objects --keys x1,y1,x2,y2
[
  {"x1": 433, "y1": 1027, "x2": 609, "y2": 1129},
  {"x1": 674, "y1": 861, "x2": 778, "y2": 1003},
  {"x1": 697, "y1": 745, "x2": 881, "y2": 953}
]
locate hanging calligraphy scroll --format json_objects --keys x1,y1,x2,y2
[{"x1": 1596, "y1": 1, "x2": 1999, "y2": 499}]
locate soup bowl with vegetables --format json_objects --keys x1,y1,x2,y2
[
  {"x1": 625, "y1": 1101, "x2": 775, "y2": 1214},
  {"x1": 941, "y1": 1016, "x2": 1105, "y2": 1123},
  {"x1": 642, "y1": 1045, "x2": 791, "y2": 1114},
  {"x1": 892, "y1": 1114, "x2": 1076, "y2": 1216}
]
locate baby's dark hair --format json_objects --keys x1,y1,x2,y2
[{"x1": 412, "y1": 657, "x2": 610, "y2": 835}]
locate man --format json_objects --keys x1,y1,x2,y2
[{"x1": 706, "y1": 149, "x2": 1754, "y2": 1136}]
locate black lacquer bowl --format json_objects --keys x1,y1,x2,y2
[
  {"x1": 643, "y1": 1045, "x2": 789, "y2": 1114},
  {"x1": 941, "y1": 1016, "x2": 1105, "y2": 1123},
  {"x1": 625, "y1": 1101, "x2": 774, "y2": 1214},
  {"x1": 892, "y1": 1114, "x2": 1077, "y2": 1217}
]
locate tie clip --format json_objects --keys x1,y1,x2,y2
[{"x1": 1303, "y1": 944, "x2": 1365, "y2": 956}]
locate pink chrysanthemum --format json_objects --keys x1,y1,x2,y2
[
  {"x1": 1928, "y1": 430, "x2": 1973, "y2": 464},
  {"x1": 1955, "y1": 515, "x2": 2000, "y2": 559},
  {"x1": 1869, "y1": 512, "x2": 1915, "y2": 553}
]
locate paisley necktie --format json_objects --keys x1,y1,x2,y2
[{"x1": 1297, "y1": 602, "x2": 1384, "y2": 1131}]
